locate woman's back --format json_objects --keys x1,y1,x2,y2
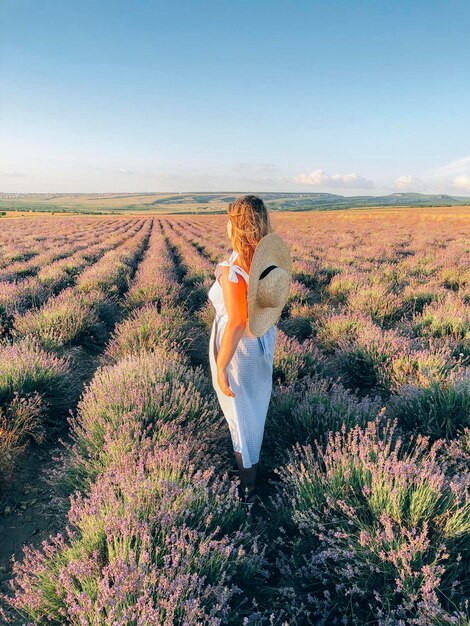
[{"x1": 208, "y1": 247, "x2": 276, "y2": 469}]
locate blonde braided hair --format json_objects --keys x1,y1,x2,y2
[{"x1": 227, "y1": 195, "x2": 273, "y2": 274}]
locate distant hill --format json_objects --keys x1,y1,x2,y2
[{"x1": 1, "y1": 191, "x2": 470, "y2": 215}]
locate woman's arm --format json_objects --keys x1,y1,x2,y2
[{"x1": 216, "y1": 265, "x2": 248, "y2": 397}]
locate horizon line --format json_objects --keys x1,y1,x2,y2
[{"x1": 2, "y1": 191, "x2": 470, "y2": 199}]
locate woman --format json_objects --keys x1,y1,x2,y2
[{"x1": 208, "y1": 195, "x2": 290, "y2": 505}]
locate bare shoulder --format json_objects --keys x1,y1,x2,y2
[
  {"x1": 216, "y1": 263, "x2": 233, "y2": 284},
  {"x1": 218, "y1": 265, "x2": 248, "y2": 291},
  {"x1": 217, "y1": 264, "x2": 233, "y2": 281}
]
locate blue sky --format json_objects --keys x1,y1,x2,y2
[{"x1": 1, "y1": 0, "x2": 470, "y2": 195}]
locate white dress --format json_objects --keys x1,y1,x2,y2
[{"x1": 208, "y1": 250, "x2": 277, "y2": 468}]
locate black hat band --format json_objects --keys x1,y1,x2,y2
[{"x1": 259, "y1": 264, "x2": 277, "y2": 280}]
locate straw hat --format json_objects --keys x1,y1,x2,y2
[{"x1": 247, "y1": 232, "x2": 292, "y2": 337}]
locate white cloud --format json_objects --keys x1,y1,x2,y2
[
  {"x1": 453, "y1": 174, "x2": 470, "y2": 190},
  {"x1": 387, "y1": 157, "x2": 470, "y2": 196},
  {"x1": 394, "y1": 175, "x2": 424, "y2": 190},
  {"x1": 293, "y1": 168, "x2": 374, "y2": 189},
  {"x1": 430, "y1": 155, "x2": 470, "y2": 178}
]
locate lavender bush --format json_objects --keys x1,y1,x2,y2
[
  {"x1": 333, "y1": 322, "x2": 410, "y2": 397},
  {"x1": 264, "y1": 374, "x2": 384, "y2": 471},
  {"x1": 313, "y1": 311, "x2": 365, "y2": 354},
  {"x1": 0, "y1": 392, "x2": 43, "y2": 490},
  {"x1": 273, "y1": 329, "x2": 326, "y2": 385},
  {"x1": 389, "y1": 366, "x2": 470, "y2": 439},
  {"x1": 268, "y1": 418, "x2": 470, "y2": 625},
  {"x1": 12, "y1": 288, "x2": 116, "y2": 351},
  {"x1": 348, "y1": 283, "x2": 404, "y2": 327},
  {"x1": 61, "y1": 351, "x2": 223, "y2": 494},
  {"x1": 0, "y1": 337, "x2": 75, "y2": 419},
  {"x1": 103, "y1": 302, "x2": 190, "y2": 363},
  {"x1": 412, "y1": 294, "x2": 469, "y2": 341},
  {"x1": 2, "y1": 437, "x2": 269, "y2": 625},
  {"x1": 327, "y1": 271, "x2": 361, "y2": 304},
  {"x1": 387, "y1": 343, "x2": 463, "y2": 393}
]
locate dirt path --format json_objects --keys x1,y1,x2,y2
[{"x1": 0, "y1": 425, "x2": 72, "y2": 623}]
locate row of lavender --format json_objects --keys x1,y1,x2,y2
[
  {"x1": 158, "y1": 215, "x2": 470, "y2": 625},
  {"x1": 0, "y1": 218, "x2": 152, "y2": 491},
  {"x1": 0, "y1": 220, "x2": 272, "y2": 624},
  {"x1": 0, "y1": 218, "x2": 144, "y2": 336},
  {"x1": 0, "y1": 218, "x2": 120, "y2": 280},
  {"x1": 0, "y1": 218, "x2": 116, "y2": 269}
]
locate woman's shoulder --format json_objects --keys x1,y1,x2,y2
[
  {"x1": 215, "y1": 251, "x2": 249, "y2": 284},
  {"x1": 217, "y1": 250, "x2": 238, "y2": 267},
  {"x1": 215, "y1": 250, "x2": 238, "y2": 272}
]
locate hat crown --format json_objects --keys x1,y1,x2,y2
[
  {"x1": 247, "y1": 232, "x2": 292, "y2": 337},
  {"x1": 256, "y1": 266, "x2": 290, "y2": 308}
]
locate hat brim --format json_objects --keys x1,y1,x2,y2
[{"x1": 247, "y1": 233, "x2": 292, "y2": 337}]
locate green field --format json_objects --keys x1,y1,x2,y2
[{"x1": 1, "y1": 191, "x2": 470, "y2": 216}]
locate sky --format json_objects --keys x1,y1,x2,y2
[{"x1": 1, "y1": 0, "x2": 470, "y2": 196}]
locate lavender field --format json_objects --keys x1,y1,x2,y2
[{"x1": 0, "y1": 208, "x2": 469, "y2": 625}]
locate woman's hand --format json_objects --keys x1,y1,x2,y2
[{"x1": 217, "y1": 365, "x2": 235, "y2": 397}]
